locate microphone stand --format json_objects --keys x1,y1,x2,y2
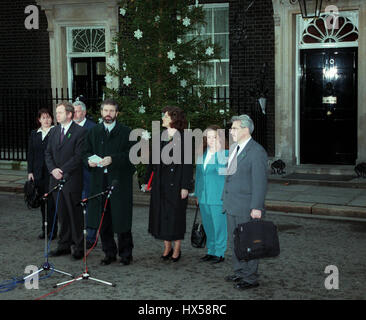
[
  {"x1": 23, "y1": 180, "x2": 74, "y2": 283},
  {"x1": 54, "y1": 186, "x2": 116, "y2": 288}
]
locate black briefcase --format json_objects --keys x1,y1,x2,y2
[
  {"x1": 23, "y1": 179, "x2": 42, "y2": 209},
  {"x1": 233, "y1": 219, "x2": 280, "y2": 261},
  {"x1": 191, "y1": 206, "x2": 206, "y2": 248}
]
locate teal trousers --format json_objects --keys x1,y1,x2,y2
[{"x1": 199, "y1": 204, "x2": 227, "y2": 258}]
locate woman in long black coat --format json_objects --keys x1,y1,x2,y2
[
  {"x1": 143, "y1": 106, "x2": 193, "y2": 262},
  {"x1": 27, "y1": 108, "x2": 57, "y2": 239}
]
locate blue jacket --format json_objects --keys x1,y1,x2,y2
[{"x1": 194, "y1": 149, "x2": 229, "y2": 205}]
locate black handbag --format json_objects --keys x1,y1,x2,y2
[
  {"x1": 24, "y1": 179, "x2": 42, "y2": 209},
  {"x1": 191, "y1": 205, "x2": 206, "y2": 248},
  {"x1": 233, "y1": 219, "x2": 280, "y2": 261}
]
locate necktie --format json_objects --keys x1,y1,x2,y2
[
  {"x1": 227, "y1": 145, "x2": 240, "y2": 175},
  {"x1": 105, "y1": 128, "x2": 110, "y2": 137},
  {"x1": 60, "y1": 127, "x2": 65, "y2": 143}
]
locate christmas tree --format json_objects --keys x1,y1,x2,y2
[
  {"x1": 105, "y1": 0, "x2": 231, "y2": 130},
  {"x1": 105, "y1": 0, "x2": 232, "y2": 180}
]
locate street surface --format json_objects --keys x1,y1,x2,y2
[{"x1": 0, "y1": 192, "x2": 365, "y2": 300}]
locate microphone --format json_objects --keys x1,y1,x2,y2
[
  {"x1": 107, "y1": 180, "x2": 119, "y2": 191},
  {"x1": 57, "y1": 172, "x2": 70, "y2": 187}
]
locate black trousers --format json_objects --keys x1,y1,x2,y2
[
  {"x1": 53, "y1": 190, "x2": 84, "y2": 254},
  {"x1": 100, "y1": 174, "x2": 133, "y2": 258}
]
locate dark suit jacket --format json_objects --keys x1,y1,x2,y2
[
  {"x1": 222, "y1": 138, "x2": 268, "y2": 220},
  {"x1": 45, "y1": 121, "x2": 87, "y2": 193},
  {"x1": 27, "y1": 128, "x2": 52, "y2": 188},
  {"x1": 83, "y1": 118, "x2": 96, "y2": 131}
]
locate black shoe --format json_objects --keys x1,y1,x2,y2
[
  {"x1": 120, "y1": 256, "x2": 133, "y2": 266},
  {"x1": 224, "y1": 274, "x2": 243, "y2": 283},
  {"x1": 211, "y1": 256, "x2": 225, "y2": 264},
  {"x1": 161, "y1": 249, "x2": 173, "y2": 261},
  {"x1": 100, "y1": 256, "x2": 116, "y2": 265},
  {"x1": 38, "y1": 232, "x2": 45, "y2": 239},
  {"x1": 171, "y1": 251, "x2": 181, "y2": 262},
  {"x1": 234, "y1": 281, "x2": 259, "y2": 290},
  {"x1": 49, "y1": 248, "x2": 71, "y2": 257},
  {"x1": 200, "y1": 254, "x2": 215, "y2": 262}
]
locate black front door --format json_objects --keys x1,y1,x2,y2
[
  {"x1": 71, "y1": 57, "x2": 106, "y2": 111},
  {"x1": 300, "y1": 48, "x2": 357, "y2": 165}
]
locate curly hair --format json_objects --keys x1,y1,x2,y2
[{"x1": 162, "y1": 105, "x2": 188, "y2": 131}]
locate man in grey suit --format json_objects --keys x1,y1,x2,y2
[{"x1": 222, "y1": 114, "x2": 268, "y2": 290}]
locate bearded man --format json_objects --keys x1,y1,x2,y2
[{"x1": 83, "y1": 99, "x2": 136, "y2": 266}]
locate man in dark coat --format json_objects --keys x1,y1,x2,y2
[
  {"x1": 45, "y1": 101, "x2": 87, "y2": 260},
  {"x1": 83, "y1": 99, "x2": 136, "y2": 266}
]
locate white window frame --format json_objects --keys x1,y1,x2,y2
[
  {"x1": 66, "y1": 26, "x2": 106, "y2": 99},
  {"x1": 189, "y1": 3, "x2": 229, "y2": 94}
]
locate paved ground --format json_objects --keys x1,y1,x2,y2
[
  {"x1": 1, "y1": 168, "x2": 366, "y2": 219},
  {"x1": 0, "y1": 191, "x2": 365, "y2": 300}
]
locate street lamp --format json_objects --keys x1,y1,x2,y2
[{"x1": 298, "y1": 0, "x2": 323, "y2": 19}]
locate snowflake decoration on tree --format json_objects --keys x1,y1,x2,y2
[
  {"x1": 138, "y1": 105, "x2": 146, "y2": 114},
  {"x1": 134, "y1": 29, "x2": 143, "y2": 40},
  {"x1": 154, "y1": 15, "x2": 160, "y2": 23},
  {"x1": 105, "y1": 74, "x2": 113, "y2": 84},
  {"x1": 177, "y1": 38, "x2": 182, "y2": 45},
  {"x1": 169, "y1": 64, "x2": 178, "y2": 74},
  {"x1": 119, "y1": 8, "x2": 126, "y2": 16},
  {"x1": 123, "y1": 75, "x2": 132, "y2": 86},
  {"x1": 180, "y1": 79, "x2": 187, "y2": 88},
  {"x1": 182, "y1": 17, "x2": 191, "y2": 27},
  {"x1": 205, "y1": 46, "x2": 214, "y2": 56},
  {"x1": 142, "y1": 130, "x2": 151, "y2": 140},
  {"x1": 167, "y1": 50, "x2": 175, "y2": 60},
  {"x1": 107, "y1": 55, "x2": 118, "y2": 67}
]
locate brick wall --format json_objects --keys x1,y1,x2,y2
[
  {"x1": 0, "y1": 1, "x2": 51, "y2": 89},
  {"x1": 228, "y1": 0, "x2": 275, "y2": 156},
  {"x1": 200, "y1": 0, "x2": 275, "y2": 156}
]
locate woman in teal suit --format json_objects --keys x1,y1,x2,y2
[{"x1": 194, "y1": 125, "x2": 229, "y2": 264}]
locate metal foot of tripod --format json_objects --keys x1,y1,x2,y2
[
  {"x1": 23, "y1": 261, "x2": 73, "y2": 282},
  {"x1": 23, "y1": 183, "x2": 74, "y2": 284},
  {"x1": 54, "y1": 198, "x2": 116, "y2": 288},
  {"x1": 53, "y1": 271, "x2": 115, "y2": 288}
]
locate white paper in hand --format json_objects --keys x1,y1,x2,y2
[{"x1": 88, "y1": 154, "x2": 103, "y2": 167}]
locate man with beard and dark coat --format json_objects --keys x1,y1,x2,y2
[{"x1": 83, "y1": 99, "x2": 136, "y2": 266}]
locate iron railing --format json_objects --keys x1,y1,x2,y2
[
  {"x1": 0, "y1": 86, "x2": 267, "y2": 161},
  {"x1": 0, "y1": 88, "x2": 101, "y2": 161}
]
